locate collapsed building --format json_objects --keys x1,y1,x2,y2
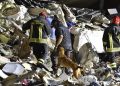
[{"x1": 0, "y1": 0, "x2": 120, "y2": 86}]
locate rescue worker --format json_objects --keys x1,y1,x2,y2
[
  {"x1": 102, "y1": 16, "x2": 120, "y2": 63},
  {"x1": 22, "y1": 12, "x2": 51, "y2": 63},
  {"x1": 51, "y1": 15, "x2": 72, "y2": 75}
]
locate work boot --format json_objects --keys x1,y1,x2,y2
[
  {"x1": 51, "y1": 66, "x2": 57, "y2": 74},
  {"x1": 51, "y1": 66, "x2": 58, "y2": 76},
  {"x1": 38, "y1": 59, "x2": 44, "y2": 64},
  {"x1": 51, "y1": 69, "x2": 58, "y2": 78},
  {"x1": 37, "y1": 59, "x2": 51, "y2": 73},
  {"x1": 52, "y1": 70, "x2": 57, "y2": 75}
]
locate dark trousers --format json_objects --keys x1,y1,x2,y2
[
  {"x1": 73, "y1": 51, "x2": 81, "y2": 64},
  {"x1": 104, "y1": 52, "x2": 120, "y2": 63},
  {"x1": 32, "y1": 43, "x2": 48, "y2": 60}
]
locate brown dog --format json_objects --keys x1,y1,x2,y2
[{"x1": 57, "y1": 47, "x2": 84, "y2": 79}]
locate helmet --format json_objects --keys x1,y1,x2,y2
[
  {"x1": 39, "y1": 11, "x2": 47, "y2": 17},
  {"x1": 112, "y1": 16, "x2": 120, "y2": 25}
]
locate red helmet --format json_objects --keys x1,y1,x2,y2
[
  {"x1": 39, "y1": 11, "x2": 47, "y2": 17},
  {"x1": 112, "y1": 16, "x2": 120, "y2": 25}
]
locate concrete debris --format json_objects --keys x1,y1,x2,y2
[
  {"x1": 0, "y1": 1, "x2": 120, "y2": 86},
  {"x1": 0, "y1": 43, "x2": 13, "y2": 56}
]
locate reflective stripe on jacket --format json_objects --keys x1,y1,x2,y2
[
  {"x1": 106, "y1": 33, "x2": 120, "y2": 52},
  {"x1": 103, "y1": 25, "x2": 120, "y2": 52},
  {"x1": 29, "y1": 20, "x2": 48, "y2": 44}
]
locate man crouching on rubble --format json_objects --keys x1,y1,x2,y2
[
  {"x1": 102, "y1": 16, "x2": 120, "y2": 67},
  {"x1": 22, "y1": 12, "x2": 51, "y2": 64}
]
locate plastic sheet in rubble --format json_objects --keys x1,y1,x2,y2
[{"x1": 2, "y1": 63, "x2": 25, "y2": 75}]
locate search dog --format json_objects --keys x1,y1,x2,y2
[{"x1": 57, "y1": 47, "x2": 84, "y2": 79}]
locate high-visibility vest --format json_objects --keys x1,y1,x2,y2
[
  {"x1": 103, "y1": 25, "x2": 120, "y2": 52},
  {"x1": 103, "y1": 32, "x2": 120, "y2": 52},
  {"x1": 106, "y1": 33, "x2": 120, "y2": 52},
  {"x1": 29, "y1": 20, "x2": 48, "y2": 44}
]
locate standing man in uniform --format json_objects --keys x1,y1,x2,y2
[
  {"x1": 102, "y1": 16, "x2": 120, "y2": 64},
  {"x1": 22, "y1": 12, "x2": 51, "y2": 64}
]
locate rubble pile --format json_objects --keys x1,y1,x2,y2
[{"x1": 0, "y1": 0, "x2": 119, "y2": 86}]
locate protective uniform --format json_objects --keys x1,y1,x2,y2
[
  {"x1": 29, "y1": 19, "x2": 48, "y2": 44},
  {"x1": 22, "y1": 12, "x2": 51, "y2": 63},
  {"x1": 102, "y1": 16, "x2": 120, "y2": 62}
]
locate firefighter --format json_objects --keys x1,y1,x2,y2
[
  {"x1": 22, "y1": 12, "x2": 51, "y2": 64},
  {"x1": 102, "y1": 16, "x2": 120, "y2": 63}
]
